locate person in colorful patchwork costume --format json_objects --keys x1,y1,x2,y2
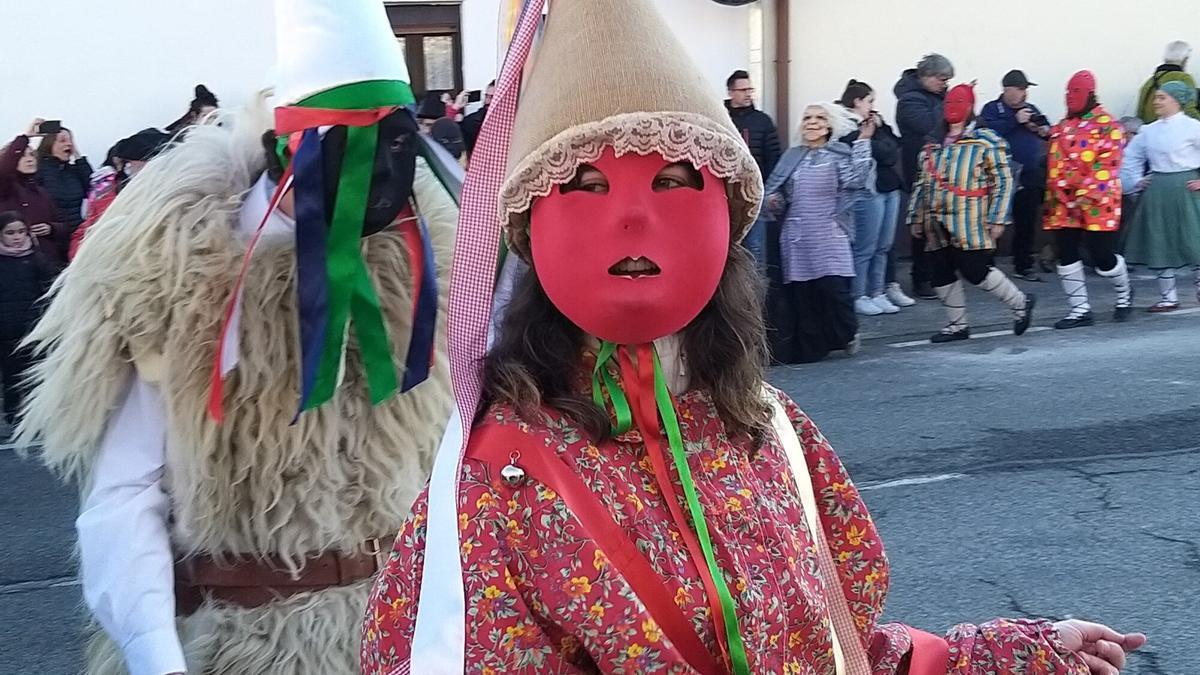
[
  {"x1": 1043, "y1": 71, "x2": 1131, "y2": 329},
  {"x1": 361, "y1": 3, "x2": 1144, "y2": 674},
  {"x1": 17, "y1": 0, "x2": 458, "y2": 673},
  {"x1": 908, "y1": 84, "x2": 1038, "y2": 344}
]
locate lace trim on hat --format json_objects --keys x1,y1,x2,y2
[{"x1": 500, "y1": 112, "x2": 764, "y2": 257}]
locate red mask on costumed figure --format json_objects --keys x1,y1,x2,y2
[
  {"x1": 944, "y1": 84, "x2": 976, "y2": 124},
  {"x1": 1067, "y1": 70, "x2": 1097, "y2": 115},
  {"x1": 529, "y1": 148, "x2": 731, "y2": 345}
]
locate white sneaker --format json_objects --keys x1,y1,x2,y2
[
  {"x1": 871, "y1": 295, "x2": 900, "y2": 314},
  {"x1": 885, "y1": 282, "x2": 917, "y2": 307},
  {"x1": 855, "y1": 296, "x2": 884, "y2": 316}
]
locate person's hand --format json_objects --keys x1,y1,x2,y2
[
  {"x1": 859, "y1": 117, "x2": 877, "y2": 140},
  {"x1": 987, "y1": 223, "x2": 1006, "y2": 240},
  {"x1": 1054, "y1": 620, "x2": 1146, "y2": 675},
  {"x1": 767, "y1": 193, "x2": 783, "y2": 211},
  {"x1": 26, "y1": 118, "x2": 45, "y2": 137},
  {"x1": 1016, "y1": 108, "x2": 1033, "y2": 124},
  {"x1": 454, "y1": 90, "x2": 470, "y2": 109},
  {"x1": 30, "y1": 223, "x2": 52, "y2": 237},
  {"x1": 1186, "y1": 179, "x2": 1200, "y2": 192}
]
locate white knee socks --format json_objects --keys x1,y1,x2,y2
[
  {"x1": 1057, "y1": 261, "x2": 1091, "y2": 318},
  {"x1": 1157, "y1": 268, "x2": 1179, "y2": 305},
  {"x1": 1096, "y1": 255, "x2": 1132, "y2": 309},
  {"x1": 934, "y1": 280, "x2": 968, "y2": 333},
  {"x1": 979, "y1": 268, "x2": 1029, "y2": 317}
]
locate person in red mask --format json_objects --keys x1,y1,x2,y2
[
  {"x1": 363, "y1": 4, "x2": 1144, "y2": 675},
  {"x1": 1044, "y1": 71, "x2": 1130, "y2": 328},
  {"x1": 907, "y1": 83, "x2": 1037, "y2": 343}
]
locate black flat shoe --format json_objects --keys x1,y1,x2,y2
[
  {"x1": 914, "y1": 281, "x2": 938, "y2": 299},
  {"x1": 1113, "y1": 305, "x2": 1133, "y2": 322},
  {"x1": 1014, "y1": 294, "x2": 1037, "y2": 336},
  {"x1": 1054, "y1": 312, "x2": 1095, "y2": 330},
  {"x1": 930, "y1": 328, "x2": 970, "y2": 344}
]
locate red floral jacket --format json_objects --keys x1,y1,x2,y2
[{"x1": 362, "y1": 386, "x2": 1087, "y2": 674}]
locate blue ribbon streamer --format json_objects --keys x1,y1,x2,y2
[
  {"x1": 400, "y1": 214, "x2": 439, "y2": 391},
  {"x1": 292, "y1": 129, "x2": 330, "y2": 412}
]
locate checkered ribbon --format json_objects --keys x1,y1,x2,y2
[
  {"x1": 768, "y1": 394, "x2": 873, "y2": 675},
  {"x1": 397, "y1": 3, "x2": 545, "y2": 674},
  {"x1": 447, "y1": 0, "x2": 545, "y2": 453}
]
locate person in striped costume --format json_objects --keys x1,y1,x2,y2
[{"x1": 908, "y1": 84, "x2": 1037, "y2": 343}]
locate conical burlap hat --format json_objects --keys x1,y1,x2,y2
[{"x1": 499, "y1": 0, "x2": 763, "y2": 258}]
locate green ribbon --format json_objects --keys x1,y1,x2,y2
[
  {"x1": 591, "y1": 342, "x2": 632, "y2": 435},
  {"x1": 651, "y1": 350, "x2": 750, "y2": 675},
  {"x1": 591, "y1": 341, "x2": 749, "y2": 673},
  {"x1": 290, "y1": 80, "x2": 416, "y2": 410}
]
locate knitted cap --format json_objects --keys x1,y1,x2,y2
[
  {"x1": 1160, "y1": 80, "x2": 1198, "y2": 108},
  {"x1": 499, "y1": 0, "x2": 762, "y2": 258}
]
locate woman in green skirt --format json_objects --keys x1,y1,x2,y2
[{"x1": 1121, "y1": 81, "x2": 1200, "y2": 312}]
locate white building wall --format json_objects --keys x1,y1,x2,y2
[
  {"x1": 0, "y1": 0, "x2": 276, "y2": 162},
  {"x1": 0, "y1": 1, "x2": 751, "y2": 161},
  {"x1": 785, "y1": 0, "x2": 1200, "y2": 141},
  {"x1": 455, "y1": 0, "x2": 755, "y2": 97}
]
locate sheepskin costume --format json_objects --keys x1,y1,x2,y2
[{"x1": 18, "y1": 1, "x2": 456, "y2": 672}]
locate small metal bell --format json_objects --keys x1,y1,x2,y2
[{"x1": 500, "y1": 450, "x2": 526, "y2": 487}]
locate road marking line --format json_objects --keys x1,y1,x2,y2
[
  {"x1": 860, "y1": 473, "x2": 966, "y2": 491},
  {"x1": 887, "y1": 326, "x2": 1051, "y2": 349},
  {"x1": 0, "y1": 576, "x2": 80, "y2": 595}
]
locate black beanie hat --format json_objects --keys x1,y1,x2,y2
[
  {"x1": 115, "y1": 128, "x2": 171, "y2": 162},
  {"x1": 192, "y1": 84, "x2": 219, "y2": 111}
]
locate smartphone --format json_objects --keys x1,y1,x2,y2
[
  {"x1": 467, "y1": 90, "x2": 482, "y2": 103},
  {"x1": 38, "y1": 120, "x2": 62, "y2": 136}
]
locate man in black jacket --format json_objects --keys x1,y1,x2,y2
[
  {"x1": 460, "y1": 80, "x2": 494, "y2": 157},
  {"x1": 726, "y1": 70, "x2": 781, "y2": 267},
  {"x1": 894, "y1": 54, "x2": 954, "y2": 298}
]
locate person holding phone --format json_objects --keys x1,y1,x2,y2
[
  {"x1": 839, "y1": 79, "x2": 914, "y2": 316},
  {"x1": 982, "y1": 70, "x2": 1051, "y2": 281},
  {"x1": 461, "y1": 80, "x2": 495, "y2": 156},
  {"x1": 36, "y1": 123, "x2": 93, "y2": 232},
  {"x1": 0, "y1": 120, "x2": 68, "y2": 265}
]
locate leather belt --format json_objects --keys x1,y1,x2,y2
[{"x1": 174, "y1": 536, "x2": 393, "y2": 615}]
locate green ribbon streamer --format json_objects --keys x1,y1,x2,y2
[
  {"x1": 299, "y1": 79, "x2": 416, "y2": 109},
  {"x1": 291, "y1": 80, "x2": 416, "y2": 410},
  {"x1": 590, "y1": 341, "x2": 749, "y2": 673},
  {"x1": 591, "y1": 342, "x2": 633, "y2": 435},
  {"x1": 651, "y1": 350, "x2": 750, "y2": 675}
]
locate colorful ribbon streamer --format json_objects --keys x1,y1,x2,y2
[
  {"x1": 592, "y1": 341, "x2": 750, "y2": 674},
  {"x1": 292, "y1": 128, "x2": 330, "y2": 410}
]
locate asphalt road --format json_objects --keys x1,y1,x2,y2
[{"x1": 1, "y1": 267, "x2": 1197, "y2": 674}]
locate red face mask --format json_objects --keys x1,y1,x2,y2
[
  {"x1": 944, "y1": 84, "x2": 975, "y2": 125},
  {"x1": 1067, "y1": 71, "x2": 1097, "y2": 115},
  {"x1": 528, "y1": 149, "x2": 731, "y2": 345}
]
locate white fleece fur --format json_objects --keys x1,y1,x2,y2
[{"x1": 20, "y1": 96, "x2": 456, "y2": 673}]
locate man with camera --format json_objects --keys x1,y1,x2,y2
[{"x1": 982, "y1": 69, "x2": 1051, "y2": 281}]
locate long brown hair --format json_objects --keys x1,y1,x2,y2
[
  {"x1": 36, "y1": 128, "x2": 72, "y2": 161},
  {"x1": 482, "y1": 244, "x2": 771, "y2": 442}
]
